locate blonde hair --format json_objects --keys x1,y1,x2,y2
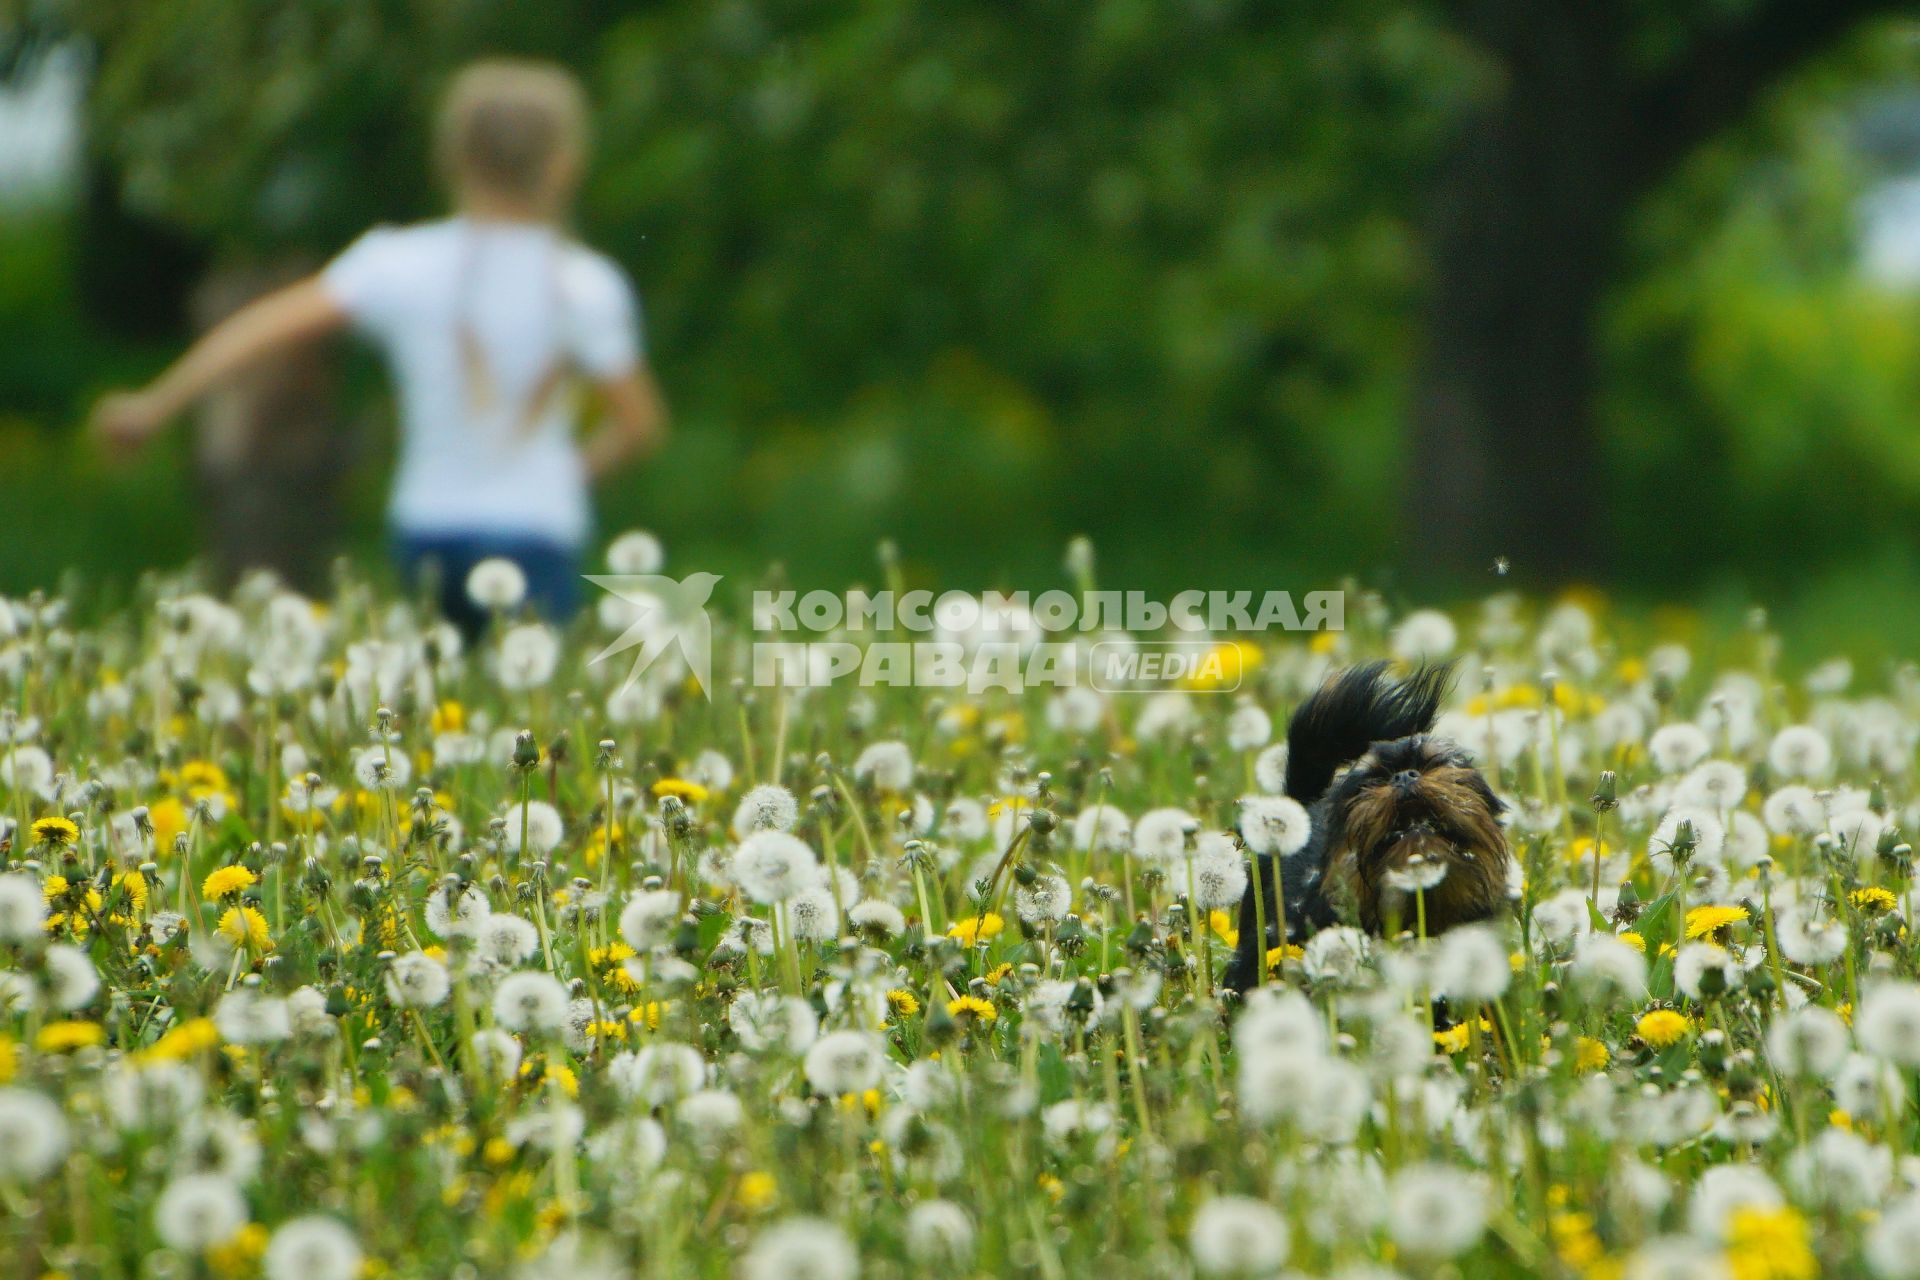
[{"x1": 436, "y1": 60, "x2": 588, "y2": 201}]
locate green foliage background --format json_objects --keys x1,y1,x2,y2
[{"x1": 6, "y1": 2, "x2": 1920, "y2": 654}]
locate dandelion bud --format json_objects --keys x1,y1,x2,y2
[
  {"x1": 512, "y1": 730, "x2": 539, "y2": 769},
  {"x1": 1590, "y1": 770, "x2": 1618, "y2": 812}
]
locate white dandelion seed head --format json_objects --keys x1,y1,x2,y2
[
  {"x1": 213, "y1": 989, "x2": 292, "y2": 1046},
  {"x1": 496, "y1": 623, "x2": 560, "y2": 691},
  {"x1": 1568, "y1": 933, "x2": 1648, "y2": 1003},
  {"x1": 503, "y1": 800, "x2": 565, "y2": 857},
  {"x1": 1132, "y1": 807, "x2": 1197, "y2": 864},
  {"x1": 1767, "y1": 1004, "x2": 1851, "y2": 1079},
  {"x1": 803, "y1": 1030, "x2": 885, "y2": 1096},
  {"x1": 1675, "y1": 760, "x2": 1747, "y2": 812},
  {"x1": 1069, "y1": 805, "x2": 1131, "y2": 853},
  {"x1": 1867, "y1": 1193, "x2": 1920, "y2": 1280},
  {"x1": 729, "y1": 991, "x2": 820, "y2": 1055},
  {"x1": 852, "y1": 740, "x2": 915, "y2": 792},
  {"x1": 263, "y1": 1216, "x2": 363, "y2": 1280},
  {"x1": 846, "y1": 899, "x2": 906, "y2": 939},
  {"x1": 1763, "y1": 785, "x2": 1826, "y2": 837},
  {"x1": 1529, "y1": 888, "x2": 1593, "y2": 950},
  {"x1": 1186, "y1": 845, "x2": 1248, "y2": 912},
  {"x1": 1014, "y1": 873, "x2": 1073, "y2": 925},
  {"x1": 1386, "y1": 1162, "x2": 1488, "y2": 1260},
  {"x1": 1237, "y1": 795, "x2": 1311, "y2": 858},
  {"x1": 1046, "y1": 686, "x2": 1107, "y2": 736},
  {"x1": 1673, "y1": 942, "x2": 1739, "y2": 1001},
  {"x1": 1650, "y1": 806, "x2": 1726, "y2": 869},
  {"x1": 1769, "y1": 725, "x2": 1834, "y2": 781},
  {"x1": 491, "y1": 971, "x2": 570, "y2": 1034},
  {"x1": 905, "y1": 1199, "x2": 975, "y2": 1266},
  {"x1": 155, "y1": 1173, "x2": 249, "y2": 1252},
  {"x1": 943, "y1": 797, "x2": 989, "y2": 843},
  {"x1": 473, "y1": 914, "x2": 540, "y2": 965},
  {"x1": 466, "y1": 558, "x2": 528, "y2": 611},
  {"x1": 1252, "y1": 743, "x2": 1290, "y2": 795},
  {"x1": 787, "y1": 886, "x2": 841, "y2": 942},
  {"x1": 1775, "y1": 904, "x2": 1848, "y2": 968},
  {"x1": 609, "y1": 1042, "x2": 707, "y2": 1106},
  {"x1": 1687, "y1": 1164, "x2": 1783, "y2": 1242},
  {"x1": 0, "y1": 1088, "x2": 67, "y2": 1182},
  {"x1": 1392, "y1": 610, "x2": 1457, "y2": 663},
  {"x1": 44, "y1": 942, "x2": 100, "y2": 1011},
  {"x1": 1859, "y1": 982, "x2": 1920, "y2": 1067},
  {"x1": 1431, "y1": 925, "x2": 1511, "y2": 1004},
  {"x1": 740, "y1": 1218, "x2": 858, "y2": 1280},
  {"x1": 1226, "y1": 700, "x2": 1273, "y2": 752},
  {"x1": 383, "y1": 951, "x2": 450, "y2": 1008},
  {"x1": 1189, "y1": 1195, "x2": 1290, "y2": 1277},
  {"x1": 1785, "y1": 1126, "x2": 1892, "y2": 1213},
  {"x1": 606, "y1": 529, "x2": 665, "y2": 575},
  {"x1": 1302, "y1": 926, "x2": 1372, "y2": 987},
  {"x1": 469, "y1": 1029, "x2": 524, "y2": 1082},
  {"x1": 0, "y1": 873, "x2": 47, "y2": 945},
  {"x1": 1233, "y1": 987, "x2": 1328, "y2": 1059},
  {"x1": 1648, "y1": 723, "x2": 1712, "y2": 775},
  {"x1": 732, "y1": 784, "x2": 801, "y2": 836},
  {"x1": 424, "y1": 881, "x2": 491, "y2": 938},
  {"x1": 732, "y1": 831, "x2": 821, "y2": 905},
  {"x1": 619, "y1": 889, "x2": 682, "y2": 951}
]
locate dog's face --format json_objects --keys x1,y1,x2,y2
[{"x1": 1322, "y1": 735, "x2": 1508, "y2": 935}]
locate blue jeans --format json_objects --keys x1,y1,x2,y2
[{"x1": 393, "y1": 530, "x2": 581, "y2": 639}]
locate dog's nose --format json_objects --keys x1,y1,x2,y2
[{"x1": 1391, "y1": 769, "x2": 1420, "y2": 792}]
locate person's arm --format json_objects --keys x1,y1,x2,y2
[
  {"x1": 581, "y1": 364, "x2": 669, "y2": 482},
  {"x1": 91, "y1": 277, "x2": 348, "y2": 451}
]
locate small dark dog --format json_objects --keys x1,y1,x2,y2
[{"x1": 1223, "y1": 661, "x2": 1510, "y2": 993}]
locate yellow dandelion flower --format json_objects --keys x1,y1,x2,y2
[
  {"x1": 1208, "y1": 909, "x2": 1238, "y2": 946},
  {"x1": 179, "y1": 760, "x2": 231, "y2": 795},
  {"x1": 946, "y1": 913, "x2": 1004, "y2": 946},
  {"x1": 1574, "y1": 1037, "x2": 1610, "y2": 1073},
  {"x1": 886, "y1": 989, "x2": 921, "y2": 1017},
  {"x1": 31, "y1": 816, "x2": 78, "y2": 846},
  {"x1": 985, "y1": 962, "x2": 1014, "y2": 984},
  {"x1": 0, "y1": 1035, "x2": 15, "y2": 1084},
  {"x1": 1852, "y1": 887, "x2": 1898, "y2": 916},
  {"x1": 1636, "y1": 1010, "x2": 1690, "y2": 1049},
  {"x1": 1725, "y1": 1206, "x2": 1815, "y2": 1280},
  {"x1": 1616, "y1": 932, "x2": 1646, "y2": 954},
  {"x1": 202, "y1": 865, "x2": 258, "y2": 900},
  {"x1": 651, "y1": 778, "x2": 710, "y2": 804},
  {"x1": 1685, "y1": 905, "x2": 1749, "y2": 940},
  {"x1": 205, "y1": 1222, "x2": 269, "y2": 1278},
  {"x1": 217, "y1": 906, "x2": 271, "y2": 952},
  {"x1": 140, "y1": 1017, "x2": 219, "y2": 1063},
  {"x1": 114, "y1": 871, "x2": 149, "y2": 910},
  {"x1": 36, "y1": 1020, "x2": 106, "y2": 1053},
  {"x1": 1182, "y1": 639, "x2": 1261, "y2": 691},
  {"x1": 430, "y1": 700, "x2": 466, "y2": 734},
  {"x1": 737, "y1": 1171, "x2": 778, "y2": 1211},
  {"x1": 946, "y1": 995, "x2": 997, "y2": 1024},
  {"x1": 147, "y1": 797, "x2": 188, "y2": 853}
]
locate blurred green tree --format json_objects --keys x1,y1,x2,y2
[{"x1": 46, "y1": 0, "x2": 1920, "y2": 598}]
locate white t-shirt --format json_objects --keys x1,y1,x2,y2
[{"x1": 322, "y1": 217, "x2": 643, "y2": 548}]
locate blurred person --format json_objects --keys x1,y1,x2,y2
[{"x1": 91, "y1": 59, "x2": 668, "y2": 634}]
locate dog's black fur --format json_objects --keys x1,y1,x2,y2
[{"x1": 1223, "y1": 661, "x2": 1510, "y2": 993}]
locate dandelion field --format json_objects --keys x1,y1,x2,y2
[{"x1": 7, "y1": 540, "x2": 1920, "y2": 1280}]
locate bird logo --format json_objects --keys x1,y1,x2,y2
[{"x1": 583, "y1": 572, "x2": 723, "y2": 697}]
